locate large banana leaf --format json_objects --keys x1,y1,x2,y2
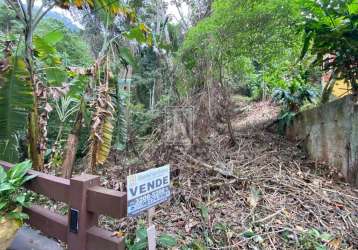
[
  {"x1": 96, "y1": 116, "x2": 113, "y2": 165},
  {"x1": 87, "y1": 115, "x2": 114, "y2": 168},
  {"x1": 0, "y1": 57, "x2": 33, "y2": 162}
]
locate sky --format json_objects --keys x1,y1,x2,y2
[{"x1": 165, "y1": 0, "x2": 189, "y2": 23}]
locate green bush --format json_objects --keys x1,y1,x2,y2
[{"x1": 0, "y1": 161, "x2": 36, "y2": 222}]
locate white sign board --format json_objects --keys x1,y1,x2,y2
[{"x1": 127, "y1": 165, "x2": 170, "y2": 217}]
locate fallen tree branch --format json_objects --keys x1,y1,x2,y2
[
  {"x1": 254, "y1": 207, "x2": 285, "y2": 224},
  {"x1": 182, "y1": 151, "x2": 238, "y2": 179}
]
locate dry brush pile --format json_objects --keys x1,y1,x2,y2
[{"x1": 98, "y1": 98, "x2": 358, "y2": 249}]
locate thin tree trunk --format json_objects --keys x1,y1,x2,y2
[
  {"x1": 24, "y1": 10, "x2": 44, "y2": 171},
  {"x1": 321, "y1": 71, "x2": 336, "y2": 104},
  {"x1": 218, "y1": 56, "x2": 236, "y2": 146},
  {"x1": 151, "y1": 80, "x2": 156, "y2": 109},
  {"x1": 28, "y1": 102, "x2": 43, "y2": 170},
  {"x1": 61, "y1": 103, "x2": 83, "y2": 178}
]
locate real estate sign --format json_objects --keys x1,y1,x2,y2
[{"x1": 127, "y1": 165, "x2": 171, "y2": 216}]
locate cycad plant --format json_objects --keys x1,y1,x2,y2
[
  {"x1": 53, "y1": 97, "x2": 80, "y2": 146},
  {"x1": 272, "y1": 77, "x2": 317, "y2": 132},
  {"x1": 272, "y1": 80, "x2": 317, "y2": 113}
]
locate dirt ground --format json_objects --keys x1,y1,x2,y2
[{"x1": 96, "y1": 96, "x2": 358, "y2": 249}]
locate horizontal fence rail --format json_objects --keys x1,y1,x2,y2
[{"x1": 0, "y1": 161, "x2": 127, "y2": 250}]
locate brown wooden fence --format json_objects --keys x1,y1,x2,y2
[{"x1": 0, "y1": 161, "x2": 127, "y2": 250}]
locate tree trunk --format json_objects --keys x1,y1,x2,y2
[
  {"x1": 321, "y1": 71, "x2": 336, "y2": 104},
  {"x1": 218, "y1": 56, "x2": 236, "y2": 146},
  {"x1": 61, "y1": 107, "x2": 83, "y2": 179},
  {"x1": 28, "y1": 102, "x2": 44, "y2": 170},
  {"x1": 24, "y1": 15, "x2": 45, "y2": 171}
]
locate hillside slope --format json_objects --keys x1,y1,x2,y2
[{"x1": 101, "y1": 96, "x2": 358, "y2": 249}]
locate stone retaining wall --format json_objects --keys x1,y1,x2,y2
[{"x1": 287, "y1": 95, "x2": 358, "y2": 186}]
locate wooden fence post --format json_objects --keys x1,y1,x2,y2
[{"x1": 67, "y1": 174, "x2": 100, "y2": 250}]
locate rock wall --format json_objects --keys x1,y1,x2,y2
[{"x1": 287, "y1": 95, "x2": 358, "y2": 186}]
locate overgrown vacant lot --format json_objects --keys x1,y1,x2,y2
[
  {"x1": 96, "y1": 99, "x2": 358, "y2": 249},
  {"x1": 1, "y1": 0, "x2": 358, "y2": 249}
]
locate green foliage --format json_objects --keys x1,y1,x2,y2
[
  {"x1": 300, "y1": 0, "x2": 358, "y2": 92},
  {"x1": 276, "y1": 110, "x2": 297, "y2": 134},
  {"x1": 0, "y1": 3, "x2": 21, "y2": 34},
  {"x1": 33, "y1": 30, "x2": 68, "y2": 86},
  {"x1": 129, "y1": 103, "x2": 160, "y2": 137},
  {"x1": 125, "y1": 223, "x2": 177, "y2": 250},
  {"x1": 197, "y1": 203, "x2": 209, "y2": 223},
  {"x1": 133, "y1": 46, "x2": 161, "y2": 107},
  {"x1": 114, "y1": 88, "x2": 129, "y2": 151},
  {"x1": 125, "y1": 23, "x2": 152, "y2": 46},
  {"x1": 48, "y1": 97, "x2": 80, "y2": 165},
  {"x1": 298, "y1": 228, "x2": 332, "y2": 250},
  {"x1": 54, "y1": 97, "x2": 80, "y2": 124},
  {"x1": 0, "y1": 161, "x2": 36, "y2": 222},
  {"x1": 180, "y1": 0, "x2": 303, "y2": 98},
  {"x1": 158, "y1": 234, "x2": 177, "y2": 248},
  {"x1": 272, "y1": 75, "x2": 318, "y2": 133},
  {"x1": 0, "y1": 56, "x2": 33, "y2": 162},
  {"x1": 272, "y1": 81, "x2": 318, "y2": 113},
  {"x1": 35, "y1": 18, "x2": 93, "y2": 67}
]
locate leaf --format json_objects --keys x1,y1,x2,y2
[
  {"x1": 300, "y1": 30, "x2": 313, "y2": 60},
  {"x1": 191, "y1": 240, "x2": 207, "y2": 250},
  {"x1": 46, "y1": 67, "x2": 68, "y2": 86},
  {"x1": 158, "y1": 234, "x2": 177, "y2": 248},
  {"x1": 96, "y1": 116, "x2": 114, "y2": 165},
  {"x1": 307, "y1": 228, "x2": 321, "y2": 238},
  {"x1": 125, "y1": 27, "x2": 146, "y2": 44},
  {"x1": 33, "y1": 35, "x2": 56, "y2": 60},
  {"x1": 320, "y1": 232, "x2": 332, "y2": 242},
  {"x1": 15, "y1": 194, "x2": 26, "y2": 206},
  {"x1": 198, "y1": 203, "x2": 209, "y2": 222},
  {"x1": 0, "y1": 166, "x2": 7, "y2": 182},
  {"x1": 135, "y1": 226, "x2": 147, "y2": 241},
  {"x1": 20, "y1": 174, "x2": 37, "y2": 185},
  {"x1": 0, "y1": 57, "x2": 33, "y2": 162},
  {"x1": 119, "y1": 47, "x2": 137, "y2": 67},
  {"x1": 130, "y1": 240, "x2": 147, "y2": 250},
  {"x1": 0, "y1": 183, "x2": 12, "y2": 192},
  {"x1": 8, "y1": 160, "x2": 32, "y2": 180},
  {"x1": 125, "y1": 23, "x2": 152, "y2": 45},
  {"x1": 43, "y1": 30, "x2": 64, "y2": 46},
  {"x1": 348, "y1": 1, "x2": 358, "y2": 15},
  {"x1": 0, "y1": 201, "x2": 8, "y2": 210},
  {"x1": 8, "y1": 210, "x2": 29, "y2": 221},
  {"x1": 328, "y1": 238, "x2": 342, "y2": 250},
  {"x1": 241, "y1": 229, "x2": 256, "y2": 238},
  {"x1": 139, "y1": 23, "x2": 150, "y2": 33}
]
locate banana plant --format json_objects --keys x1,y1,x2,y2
[
  {"x1": 4, "y1": 0, "x2": 127, "y2": 170},
  {"x1": 0, "y1": 59, "x2": 33, "y2": 162},
  {"x1": 0, "y1": 35, "x2": 33, "y2": 162},
  {"x1": 61, "y1": 2, "x2": 151, "y2": 177}
]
